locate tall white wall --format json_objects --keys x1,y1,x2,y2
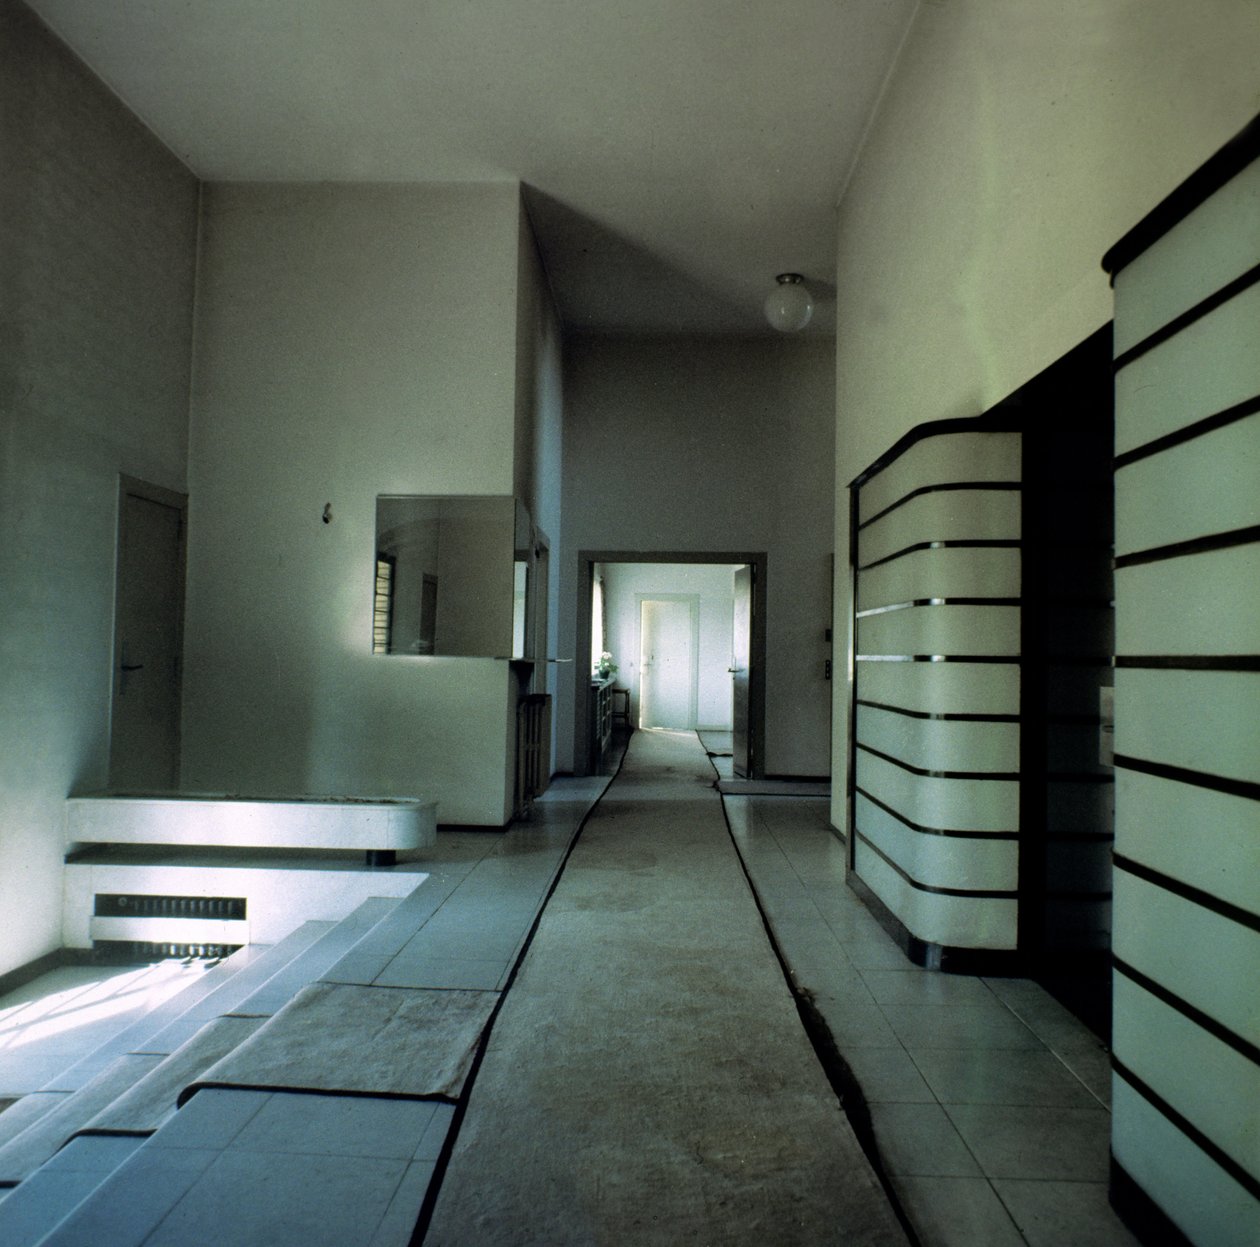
[
  {"x1": 0, "y1": 2, "x2": 199, "y2": 977},
  {"x1": 558, "y1": 335, "x2": 835, "y2": 777},
  {"x1": 831, "y1": 0, "x2": 1260, "y2": 830},
  {"x1": 182, "y1": 181, "x2": 525, "y2": 824},
  {"x1": 600, "y1": 563, "x2": 738, "y2": 730}
]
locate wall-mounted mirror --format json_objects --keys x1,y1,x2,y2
[{"x1": 374, "y1": 495, "x2": 532, "y2": 658}]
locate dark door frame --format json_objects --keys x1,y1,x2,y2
[{"x1": 574, "y1": 550, "x2": 768, "y2": 777}]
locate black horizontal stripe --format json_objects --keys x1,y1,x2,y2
[
  {"x1": 849, "y1": 415, "x2": 1024, "y2": 490},
  {"x1": 858, "y1": 538, "x2": 1020, "y2": 572},
  {"x1": 853, "y1": 786, "x2": 1018, "y2": 840},
  {"x1": 1114, "y1": 392, "x2": 1260, "y2": 470},
  {"x1": 1113, "y1": 260, "x2": 1260, "y2": 371},
  {"x1": 855, "y1": 699, "x2": 1020, "y2": 724},
  {"x1": 1115, "y1": 524, "x2": 1260, "y2": 569},
  {"x1": 1041, "y1": 831, "x2": 1115, "y2": 843},
  {"x1": 856, "y1": 741, "x2": 1019, "y2": 782},
  {"x1": 1114, "y1": 753, "x2": 1260, "y2": 803},
  {"x1": 1116, "y1": 655, "x2": 1260, "y2": 672},
  {"x1": 1112, "y1": 1059, "x2": 1260, "y2": 1204},
  {"x1": 1114, "y1": 853, "x2": 1260, "y2": 933},
  {"x1": 855, "y1": 597, "x2": 1021, "y2": 618},
  {"x1": 1114, "y1": 956, "x2": 1260, "y2": 1069},
  {"x1": 858, "y1": 481, "x2": 1022, "y2": 530},
  {"x1": 1103, "y1": 113, "x2": 1260, "y2": 277},
  {"x1": 856, "y1": 654, "x2": 1020, "y2": 665},
  {"x1": 855, "y1": 831, "x2": 1018, "y2": 899}
]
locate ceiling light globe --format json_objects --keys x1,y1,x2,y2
[{"x1": 764, "y1": 273, "x2": 814, "y2": 332}]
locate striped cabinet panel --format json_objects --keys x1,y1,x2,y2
[
  {"x1": 1103, "y1": 115, "x2": 1260, "y2": 1247},
  {"x1": 850, "y1": 426, "x2": 1023, "y2": 955}
]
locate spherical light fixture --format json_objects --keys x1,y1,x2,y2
[{"x1": 764, "y1": 273, "x2": 814, "y2": 333}]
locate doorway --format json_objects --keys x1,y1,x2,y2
[
  {"x1": 575, "y1": 551, "x2": 767, "y2": 777},
  {"x1": 638, "y1": 595, "x2": 699, "y2": 729},
  {"x1": 1009, "y1": 325, "x2": 1116, "y2": 1038},
  {"x1": 109, "y1": 477, "x2": 187, "y2": 791}
]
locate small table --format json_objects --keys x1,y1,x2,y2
[{"x1": 610, "y1": 687, "x2": 630, "y2": 725}]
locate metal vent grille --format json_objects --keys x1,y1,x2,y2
[
  {"x1": 92, "y1": 940, "x2": 241, "y2": 963},
  {"x1": 94, "y1": 894, "x2": 246, "y2": 919}
]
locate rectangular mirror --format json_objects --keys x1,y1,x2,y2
[{"x1": 375, "y1": 495, "x2": 529, "y2": 657}]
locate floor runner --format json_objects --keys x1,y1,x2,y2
[{"x1": 426, "y1": 729, "x2": 906, "y2": 1245}]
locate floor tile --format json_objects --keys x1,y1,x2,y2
[
  {"x1": 43, "y1": 1145, "x2": 220, "y2": 1247},
  {"x1": 232, "y1": 1092, "x2": 438, "y2": 1159},
  {"x1": 880, "y1": 1002, "x2": 1042, "y2": 1051},
  {"x1": 374, "y1": 957, "x2": 507, "y2": 991},
  {"x1": 414, "y1": 1103, "x2": 456, "y2": 1161},
  {"x1": 42, "y1": 1134, "x2": 146, "y2": 1173},
  {"x1": 860, "y1": 969, "x2": 996, "y2": 1007},
  {"x1": 149, "y1": 1088, "x2": 271, "y2": 1150},
  {"x1": 910, "y1": 1047, "x2": 1102, "y2": 1107},
  {"x1": 868, "y1": 1102, "x2": 982, "y2": 1177},
  {"x1": 841, "y1": 1046, "x2": 936, "y2": 1104},
  {"x1": 369, "y1": 1160, "x2": 436, "y2": 1246},
  {"x1": 0, "y1": 1167, "x2": 110, "y2": 1243},
  {"x1": 144, "y1": 1149, "x2": 408, "y2": 1247},
  {"x1": 992, "y1": 1179, "x2": 1143, "y2": 1246},
  {"x1": 945, "y1": 1103, "x2": 1112, "y2": 1182},
  {"x1": 892, "y1": 1175, "x2": 1024, "y2": 1247},
  {"x1": 811, "y1": 998, "x2": 902, "y2": 1049},
  {"x1": 842, "y1": 939, "x2": 920, "y2": 971}
]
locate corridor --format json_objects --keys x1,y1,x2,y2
[{"x1": 0, "y1": 730, "x2": 1139, "y2": 1246}]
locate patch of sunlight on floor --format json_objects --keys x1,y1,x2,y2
[{"x1": 0, "y1": 960, "x2": 209, "y2": 1058}]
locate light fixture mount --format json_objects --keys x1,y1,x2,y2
[{"x1": 764, "y1": 273, "x2": 814, "y2": 333}]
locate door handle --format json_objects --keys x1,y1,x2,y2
[{"x1": 121, "y1": 663, "x2": 145, "y2": 672}]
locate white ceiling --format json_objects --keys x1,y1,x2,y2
[{"x1": 25, "y1": 0, "x2": 919, "y2": 336}]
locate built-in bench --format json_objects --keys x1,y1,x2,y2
[{"x1": 65, "y1": 793, "x2": 437, "y2": 868}]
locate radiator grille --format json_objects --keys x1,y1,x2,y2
[
  {"x1": 94, "y1": 894, "x2": 246, "y2": 919},
  {"x1": 91, "y1": 940, "x2": 240, "y2": 963}
]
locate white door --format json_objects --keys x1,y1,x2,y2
[
  {"x1": 110, "y1": 483, "x2": 186, "y2": 791},
  {"x1": 731, "y1": 564, "x2": 753, "y2": 776},
  {"x1": 638, "y1": 597, "x2": 696, "y2": 729}
]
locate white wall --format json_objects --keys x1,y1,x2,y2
[
  {"x1": 600, "y1": 563, "x2": 738, "y2": 730},
  {"x1": 182, "y1": 181, "x2": 526, "y2": 824},
  {"x1": 830, "y1": 0, "x2": 1260, "y2": 830},
  {"x1": 558, "y1": 335, "x2": 835, "y2": 777},
  {"x1": 0, "y1": 3, "x2": 199, "y2": 977}
]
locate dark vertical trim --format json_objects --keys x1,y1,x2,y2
[{"x1": 847, "y1": 483, "x2": 860, "y2": 878}]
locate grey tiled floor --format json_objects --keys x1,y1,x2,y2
[
  {"x1": 722, "y1": 790, "x2": 1140, "y2": 1247},
  {"x1": 5, "y1": 771, "x2": 614, "y2": 1247},
  {"x1": 0, "y1": 743, "x2": 1142, "y2": 1247}
]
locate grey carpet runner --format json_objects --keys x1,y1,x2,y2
[{"x1": 426, "y1": 728, "x2": 906, "y2": 1245}]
